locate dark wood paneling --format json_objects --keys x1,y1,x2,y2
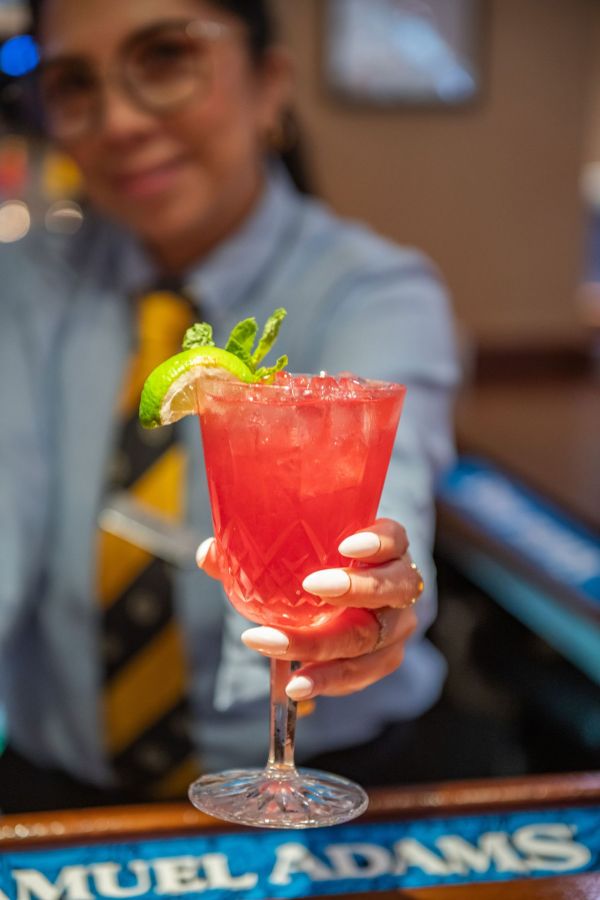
[{"x1": 455, "y1": 373, "x2": 600, "y2": 533}]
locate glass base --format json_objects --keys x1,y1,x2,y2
[{"x1": 188, "y1": 766, "x2": 369, "y2": 829}]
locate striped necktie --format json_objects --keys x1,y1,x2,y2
[{"x1": 97, "y1": 289, "x2": 200, "y2": 798}]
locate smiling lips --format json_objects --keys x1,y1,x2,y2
[{"x1": 111, "y1": 157, "x2": 188, "y2": 199}]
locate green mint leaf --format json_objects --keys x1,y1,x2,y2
[
  {"x1": 181, "y1": 308, "x2": 288, "y2": 378},
  {"x1": 224, "y1": 336, "x2": 254, "y2": 371},
  {"x1": 255, "y1": 355, "x2": 289, "y2": 381},
  {"x1": 251, "y1": 307, "x2": 287, "y2": 367},
  {"x1": 225, "y1": 318, "x2": 258, "y2": 360},
  {"x1": 182, "y1": 323, "x2": 215, "y2": 351}
]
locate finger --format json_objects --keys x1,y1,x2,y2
[
  {"x1": 241, "y1": 605, "x2": 416, "y2": 662},
  {"x1": 338, "y1": 518, "x2": 409, "y2": 563},
  {"x1": 195, "y1": 537, "x2": 220, "y2": 580},
  {"x1": 285, "y1": 623, "x2": 417, "y2": 700},
  {"x1": 302, "y1": 555, "x2": 424, "y2": 610}
]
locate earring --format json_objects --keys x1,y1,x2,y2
[{"x1": 265, "y1": 109, "x2": 298, "y2": 154}]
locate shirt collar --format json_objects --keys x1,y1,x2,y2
[{"x1": 117, "y1": 164, "x2": 300, "y2": 327}]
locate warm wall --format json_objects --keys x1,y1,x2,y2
[
  {"x1": 582, "y1": 3, "x2": 600, "y2": 164},
  {"x1": 275, "y1": 0, "x2": 595, "y2": 348}
]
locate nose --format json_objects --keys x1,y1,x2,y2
[{"x1": 99, "y1": 79, "x2": 157, "y2": 142}]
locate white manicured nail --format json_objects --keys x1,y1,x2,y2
[
  {"x1": 241, "y1": 626, "x2": 289, "y2": 655},
  {"x1": 302, "y1": 569, "x2": 351, "y2": 597},
  {"x1": 338, "y1": 531, "x2": 381, "y2": 558},
  {"x1": 286, "y1": 675, "x2": 314, "y2": 701},
  {"x1": 195, "y1": 537, "x2": 215, "y2": 568}
]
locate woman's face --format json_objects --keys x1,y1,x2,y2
[{"x1": 40, "y1": 0, "x2": 290, "y2": 266}]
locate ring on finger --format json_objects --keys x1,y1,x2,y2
[{"x1": 409, "y1": 561, "x2": 424, "y2": 603}]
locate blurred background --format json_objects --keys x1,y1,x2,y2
[
  {"x1": 266, "y1": 0, "x2": 600, "y2": 782},
  {"x1": 1, "y1": 0, "x2": 598, "y2": 778}
]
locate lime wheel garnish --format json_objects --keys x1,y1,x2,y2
[{"x1": 139, "y1": 346, "x2": 255, "y2": 429}]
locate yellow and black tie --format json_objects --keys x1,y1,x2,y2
[{"x1": 97, "y1": 290, "x2": 200, "y2": 798}]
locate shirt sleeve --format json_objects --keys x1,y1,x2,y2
[
  {"x1": 0, "y1": 255, "x2": 52, "y2": 653},
  {"x1": 308, "y1": 250, "x2": 460, "y2": 639}
]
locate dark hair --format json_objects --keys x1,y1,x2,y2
[
  {"x1": 212, "y1": 1, "x2": 313, "y2": 193},
  {"x1": 210, "y1": 0, "x2": 275, "y2": 61},
  {"x1": 29, "y1": 0, "x2": 313, "y2": 193},
  {"x1": 29, "y1": 0, "x2": 275, "y2": 54}
]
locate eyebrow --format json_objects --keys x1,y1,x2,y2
[{"x1": 41, "y1": 17, "x2": 196, "y2": 66}]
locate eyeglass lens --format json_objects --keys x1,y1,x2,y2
[{"x1": 40, "y1": 22, "x2": 211, "y2": 138}]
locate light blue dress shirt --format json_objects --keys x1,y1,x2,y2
[{"x1": 0, "y1": 166, "x2": 459, "y2": 787}]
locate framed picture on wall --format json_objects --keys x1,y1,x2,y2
[{"x1": 325, "y1": 0, "x2": 481, "y2": 106}]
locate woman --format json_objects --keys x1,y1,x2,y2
[{"x1": 0, "y1": 0, "x2": 458, "y2": 811}]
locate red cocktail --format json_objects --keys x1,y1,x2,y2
[
  {"x1": 189, "y1": 372, "x2": 405, "y2": 828},
  {"x1": 200, "y1": 372, "x2": 405, "y2": 628}
]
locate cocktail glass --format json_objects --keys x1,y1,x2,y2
[{"x1": 188, "y1": 373, "x2": 405, "y2": 828}]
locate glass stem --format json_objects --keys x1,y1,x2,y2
[{"x1": 267, "y1": 658, "x2": 298, "y2": 772}]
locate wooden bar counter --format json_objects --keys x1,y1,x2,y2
[{"x1": 0, "y1": 772, "x2": 599, "y2": 898}]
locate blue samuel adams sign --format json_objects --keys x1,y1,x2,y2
[{"x1": 0, "y1": 806, "x2": 599, "y2": 898}]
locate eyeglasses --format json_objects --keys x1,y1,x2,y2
[{"x1": 38, "y1": 19, "x2": 232, "y2": 140}]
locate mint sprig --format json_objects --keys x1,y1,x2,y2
[
  {"x1": 226, "y1": 318, "x2": 258, "y2": 356},
  {"x1": 182, "y1": 323, "x2": 215, "y2": 351},
  {"x1": 251, "y1": 307, "x2": 287, "y2": 367},
  {"x1": 182, "y1": 308, "x2": 288, "y2": 381},
  {"x1": 255, "y1": 355, "x2": 289, "y2": 380}
]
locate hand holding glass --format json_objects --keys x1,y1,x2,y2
[{"x1": 188, "y1": 372, "x2": 405, "y2": 828}]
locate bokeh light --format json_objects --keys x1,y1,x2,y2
[
  {"x1": 0, "y1": 35, "x2": 39, "y2": 77},
  {"x1": 45, "y1": 199, "x2": 84, "y2": 235},
  {"x1": 42, "y1": 150, "x2": 83, "y2": 201},
  {"x1": 0, "y1": 134, "x2": 28, "y2": 193},
  {"x1": 0, "y1": 199, "x2": 30, "y2": 242}
]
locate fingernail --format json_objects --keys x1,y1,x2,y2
[
  {"x1": 302, "y1": 568, "x2": 351, "y2": 597},
  {"x1": 286, "y1": 675, "x2": 314, "y2": 701},
  {"x1": 196, "y1": 537, "x2": 215, "y2": 568},
  {"x1": 338, "y1": 531, "x2": 381, "y2": 558},
  {"x1": 241, "y1": 626, "x2": 289, "y2": 655}
]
